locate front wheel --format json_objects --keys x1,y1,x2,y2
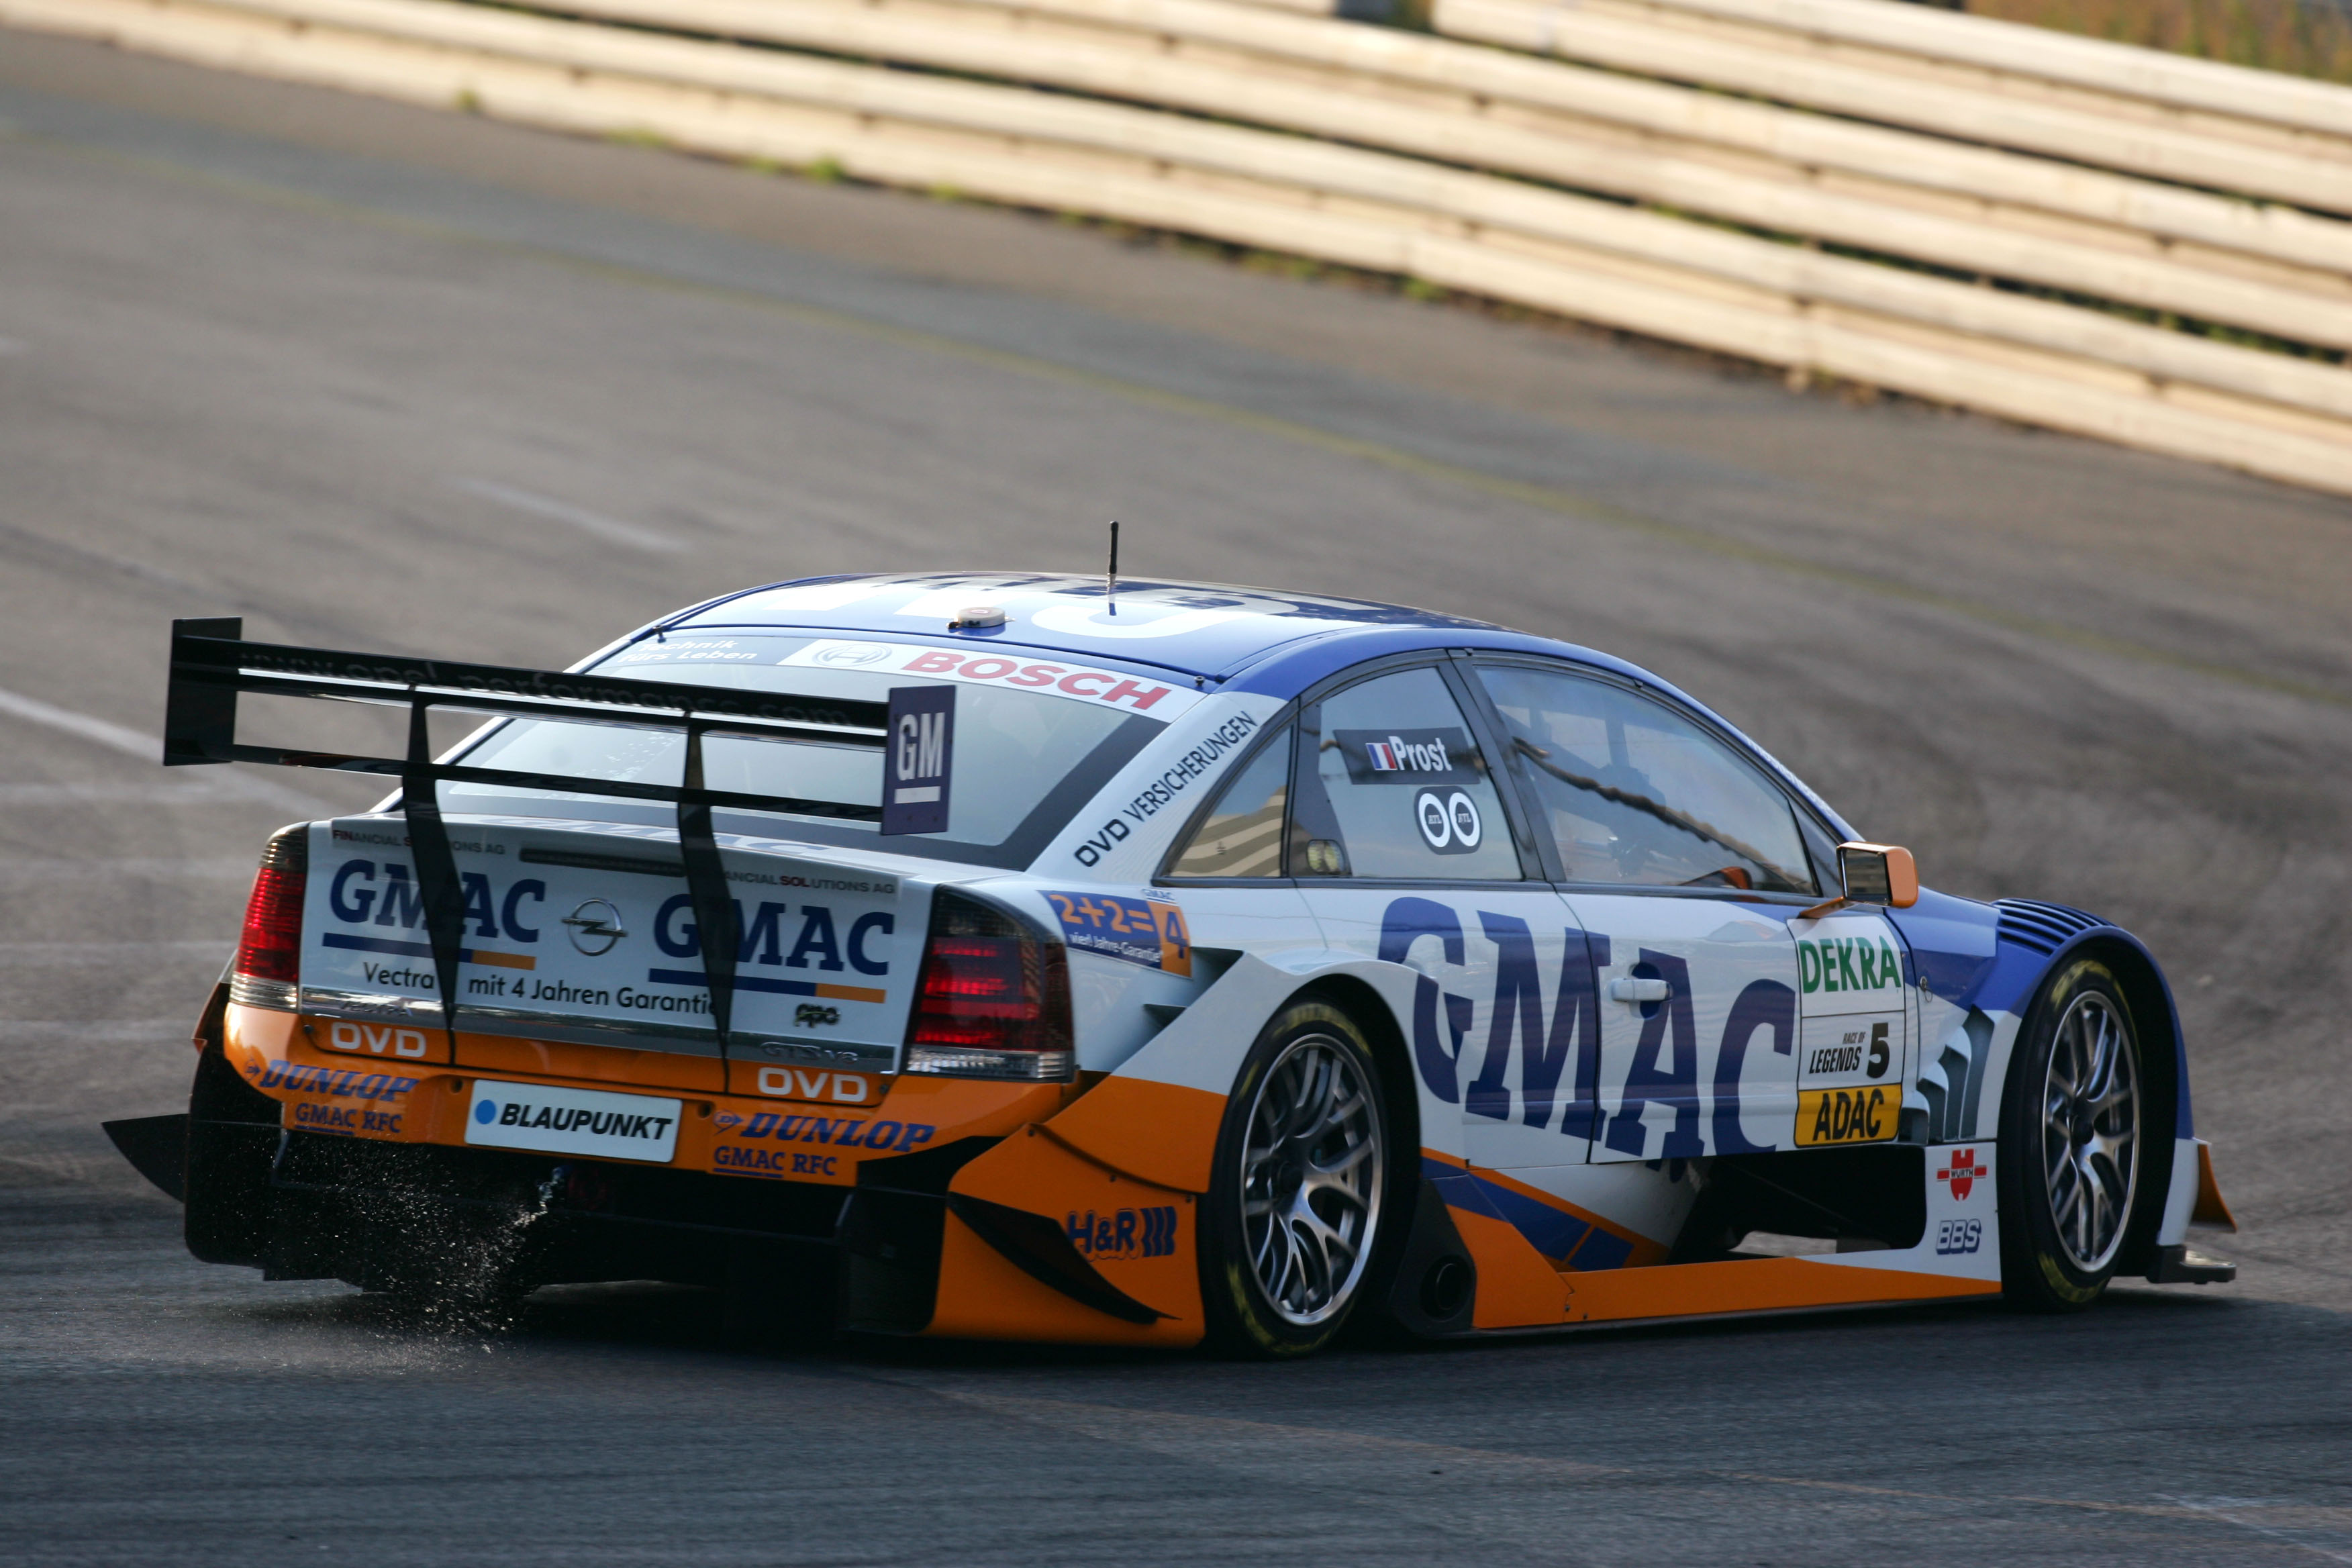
[
  {"x1": 1999, "y1": 958, "x2": 2144, "y2": 1312},
  {"x1": 1201, "y1": 1002, "x2": 1391, "y2": 1357}
]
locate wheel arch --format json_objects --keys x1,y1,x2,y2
[
  {"x1": 2046, "y1": 933, "x2": 2184, "y2": 1276},
  {"x1": 1043, "y1": 952, "x2": 1423, "y2": 1195},
  {"x1": 1289, "y1": 973, "x2": 1422, "y2": 1165}
]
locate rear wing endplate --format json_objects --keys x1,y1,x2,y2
[{"x1": 163, "y1": 616, "x2": 910, "y2": 1052}]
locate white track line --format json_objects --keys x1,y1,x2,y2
[
  {"x1": 450, "y1": 476, "x2": 683, "y2": 554},
  {"x1": 2161, "y1": 1498, "x2": 2352, "y2": 1564},
  {"x1": 0, "y1": 685, "x2": 155, "y2": 756},
  {"x1": 0, "y1": 684, "x2": 333, "y2": 816}
]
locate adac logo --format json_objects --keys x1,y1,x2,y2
[
  {"x1": 1936, "y1": 1147, "x2": 1987, "y2": 1202},
  {"x1": 1066, "y1": 1206, "x2": 1179, "y2": 1261}
]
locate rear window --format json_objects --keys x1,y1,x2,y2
[{"x1": 437, "y1": 634, "x2": 1162, "y2": 868}]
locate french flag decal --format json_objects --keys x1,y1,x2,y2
[{"x1": 1366, "y1": 740, "x2": 1400, "y2": 771}]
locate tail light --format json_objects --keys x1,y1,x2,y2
[
  {"x1": 901, "y1": 887, "x2": 1073, "y2": 1081},
  {"x1": 229, "y1": 826, "x2": 307, "y2": 1012}
]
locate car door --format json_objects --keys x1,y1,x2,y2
[
  {"x1": 1469, "y1": 657, "x2": 1825, "y2": 1166},
  {"x1": 1274, "y1": 658, "x2": 1599, "y2": 1175}
]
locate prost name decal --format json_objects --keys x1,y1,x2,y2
[{"x1": 1334, "y1": 727, "x2": 1477, "y2": 787}]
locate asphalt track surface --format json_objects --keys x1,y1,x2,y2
[{"x1": 1, "y1": 26, "x2": 2349, "y2": 1566}]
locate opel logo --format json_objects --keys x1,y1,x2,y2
[{"x1": 562, "y1": 898, "x2": 626, "y2": 957}]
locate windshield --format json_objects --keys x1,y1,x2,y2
[{"x1": 437, "y1": 634, "x2": 1162, "y2": 868}]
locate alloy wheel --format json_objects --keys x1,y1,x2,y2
[
  {"x1": 2039, "y1": 991, "x2": 2140, "y2": 1274},
  {"x1": 1238, "y1": 1032, "x2": 1384, "y2": 1326}
]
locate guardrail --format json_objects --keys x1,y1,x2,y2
[
  {"x1": 8, "y1": 0, "x2": 2349, "y2": 495},
  {"x1": 1437, "y1": 0, "x2": 2352, "y2": 209}
]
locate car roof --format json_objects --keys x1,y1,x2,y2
[
  {"x1": 649, "y1": 573, "x2": 1853, "y2": 846},
  {"x1": 667, "y1": 572, "x2": 1610, "y2": 685},
  {"x1": 651, "y1": 572, "x2": 1857, "y2": 840}
]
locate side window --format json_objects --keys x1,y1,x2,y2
[
  {"x1": 1476, "y1": 661, "x2": 1816, "y2": 894},
  {"x1": 1166, "y1": 724, "x2": 1291, "y2": 878},
  {"x1": 1295, "y1": 666, "x2": 1522, "y2": 881}
]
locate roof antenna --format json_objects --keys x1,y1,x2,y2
[{"x1": 1106, "y1": 519, "x2": 1120, "y2": 616}]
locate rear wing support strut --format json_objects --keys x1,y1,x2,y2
[
  {"x1": 162, "y1": 617, "x2": 892, "y2": 1052},
  {"x1": 401, "y1": 701, "x2": 469, "y2": 1054}
]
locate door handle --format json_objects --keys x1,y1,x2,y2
[{"x1": 1608, "y1": 977, "x2": 1670, "y2": 1003}]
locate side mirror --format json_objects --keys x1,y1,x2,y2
[{"x1": 1837, "y1": 842, "x2": 1919, "y2": 909}]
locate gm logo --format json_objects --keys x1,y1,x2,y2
[{"x1": 881, "y1": 685, "x2": 953, "y2": 836}]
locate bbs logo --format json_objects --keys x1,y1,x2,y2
[
  {"x1": 793, "y1": 1003, "x2": 841, "y2": 1028},
  {"x1": 1066, "y1": 1206, "x2": 1179, "y2": 1261}
]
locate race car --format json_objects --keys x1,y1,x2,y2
[{"x1": 103, "y1": 573, "x2": 2238, "y2": 1354}]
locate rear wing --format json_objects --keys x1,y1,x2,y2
[{"x1": 163, "y1": 616, "x2": 943, "y2": 1050}]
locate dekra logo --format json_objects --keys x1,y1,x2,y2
[{"x1": 1798, "y1": 936, "x2": 1904, "y2": 993}]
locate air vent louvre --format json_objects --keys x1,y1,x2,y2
[{"x1": 1994, "y1": 899, "x2": 2105, "y2": 956}]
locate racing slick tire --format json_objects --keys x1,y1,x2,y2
[
  {"x1": 1998, "y1": 957, "x2": 2147, "y2": 1313},
  {"x1": 1202, "y1": 1001, "x2": 1394, "y2": 1358}
]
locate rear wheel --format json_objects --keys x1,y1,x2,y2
[
  {"x1": 2000, "y1": 959, "x2": 2144, "y2": 1312},
  {"x1": 1201, "y1": 1002, "x2": 1390, "y2": 1357}
]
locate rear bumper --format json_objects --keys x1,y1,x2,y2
[
  {"x1": 198, "y1": 1008, "x2": 1216, "y2": 1343},
  {"x1": 219, "y1": 1003, "x2": 1069, "y2": 1193},
  {"x1": 239, "y1": 1124, "x2": 977, "y2": 1332}
]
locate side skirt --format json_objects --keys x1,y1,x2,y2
[{"x1": 1432, "y1": 1142, "x2": 2007, "y2": 1332}]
